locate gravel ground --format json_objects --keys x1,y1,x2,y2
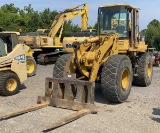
[{"x1": 0, "y1": 64, "x2": 160, "y2": 133}]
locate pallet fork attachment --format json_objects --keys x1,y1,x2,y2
[
  {"x1": 0, "y1": 74, "x2": 97, "y2": 130},
  {"x1": 0, "y1": 102, "x2": 49, "y2": 120}
]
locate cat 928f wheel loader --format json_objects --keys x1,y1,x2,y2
[
  {"x1": 0, "y1": 4, "x2": 153, "y2": 131},
  {"x1": 52, "y1": 3, "x2": 153, "y2": 103}
]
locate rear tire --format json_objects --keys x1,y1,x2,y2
[
  {"x1": 101, "y1": 55, "x2": 133, "y2": 103},
  {"x1": 53, "y1": 54, "x2": 72, "y2": 78},
  {"x1": 133, "y1": 52, "x2": 153, "y2": 86},
  {"x1": 0, "y1": 72, "x2": 20, "y2": 96},
  {"x1": 26, "y1": 56, "x2": 37, "y2": 77}
]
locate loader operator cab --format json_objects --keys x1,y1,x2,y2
[
  {"x1": 0, "y1": 33, "x2": 19, "y2": 55},
  {"x1": 98, "y1": 4, "x2": 140, "y2": 46}
]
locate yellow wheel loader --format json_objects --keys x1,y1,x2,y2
[
  {"x1": 0, "y1": 4, "x2": 153, "y2": 131},
  {"x1": 1, "y1": 32, "x2": 37, "y2": 77},
  {"x1": 0, "y1": 34, "x2": 27, "y2": 96},
  {"x1": 54, "y1": 4, "x2": 153, "y2": 102}
]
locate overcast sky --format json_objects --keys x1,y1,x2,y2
[{"x1": 1, "y1": 0, "x2": 160, "y2": 30}]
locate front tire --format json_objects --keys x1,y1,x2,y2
[
  {"x1": 0, "y1": 72, "x2": 20, "y2": 96},
  {"x1": 101, "y1": 55, "x2": 133, "y2": 103},
  {"x1": 53, "y1": 54, "x2": 72, "y2": 78}
]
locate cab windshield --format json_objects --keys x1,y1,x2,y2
[{"x1": 99, "y1": 6, "x2": 127, "y2": 37}]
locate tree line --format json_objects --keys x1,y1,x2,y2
[
  {"x1": 0, "y1": 4, "x2": 81, "y2": 38},
  {"x1": 0, "y1": 4, "x2": 160, "y2": 50},
  {"x1": 140, "y1": 19, "x2": 160, "y2": 50}
]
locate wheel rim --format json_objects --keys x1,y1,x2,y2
[
  {"x1": 6, "y1": 78, "x2": 17, "y2": 91},
  {"x1": 147, "y1": 62, "x2": 152, "y2": 77},
  {"x1": 121, "y1": 68, "x2": 130, "y2": 91},
  {"x1": 27, "y1": 60, "x2": 34, "y2": 74}
]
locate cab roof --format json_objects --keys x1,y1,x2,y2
[
  {"x1": 99, "y1": 4, "x2": 139, "y2": 10},
  {"x1": 0, "y1": 31, "x2": 20, "y2": 35}
]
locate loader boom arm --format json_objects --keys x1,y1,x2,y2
[
  {"x1": 48, "y1": 3, "x2": 88, "y2": 38},
  {"x1": 70, "y1": 34, "x2": 119, "y2": 82}
]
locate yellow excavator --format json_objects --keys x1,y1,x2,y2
[
  {"x1": 18, "y1": 3, "x2": 88, "y2": 64},
  {"x1": 0, "y1": 4, "x2": 153, "y2": 131}
]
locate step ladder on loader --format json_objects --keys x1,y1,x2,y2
[{"x1": 0, "y1": 74, "x2": 97, "y2": 131}]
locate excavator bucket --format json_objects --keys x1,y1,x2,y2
[{"x1": 37, "y1": 74, "x2": 97, "y2": 112}]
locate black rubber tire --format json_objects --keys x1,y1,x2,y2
[
  {"x1": 101, "y1": 55, "x2": 133, "y2": 103},
  {"x1": 53, "y1": 54, "x2": 72, "y2": 78},
  {"x1": 26, "y1": 56, "x2": 37, "y2": 77},
  {"x1": 0, "y1": 72, "x2": 20, "y2": 96},
  {"x1": 133, "y1": 52, "x2": 153, "y2": 87}
]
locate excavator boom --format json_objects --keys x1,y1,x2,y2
[{"x1": 48, "y1": 3, "x2": 88, "y2": 37}]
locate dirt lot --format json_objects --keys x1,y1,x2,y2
[{"x1": 0, "y1": 64, "x2": 160, "y2": 133}]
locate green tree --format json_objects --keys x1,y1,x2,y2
[
  {"x1": 39, "y1": 8, "x2": 57, "y2": 29},
  {"x1": 61, "y1": 20, "x2": 80, "y2": 39},
  {"x1": 140, "y1": 29, "x2": 146, "y2": 36},
  {"x1": 144, "y1": 19, "x2": 160, "y2": 50},
  {"x1": 0, "y1": 4, "x2": 20, "y2": 31},
  {"x1": 0, "y1": 3, "x2": 82, "y2": 36}
]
